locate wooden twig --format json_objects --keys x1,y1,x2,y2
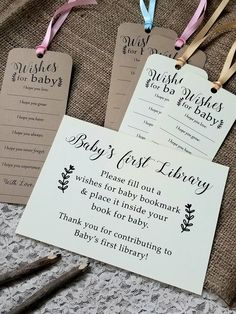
[
  {"x1": 7, "y1": 261, "x2": 90, "y2": 314},
  {"x1": 0, "y1": 253, "x2": 61, "y2": 286}
]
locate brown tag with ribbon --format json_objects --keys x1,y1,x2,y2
[
  {"x1": 0, "y1": 48, "x2": 72, "y2": 204},
  {"x1": 104, "y1": 23, "x2": 177, "y2": 130}
]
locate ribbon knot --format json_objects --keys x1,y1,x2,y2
[
  {"x1": 175, "y1": 0, "x2": 207, "y2": 49},
  {"x1": 35, "y1": 0, "x2": 97, "y2": 57},
  {"x1": 212, "y1": 81, "x2": 223, "y2": 91},
  {"x1": 176, "y1": 57, "x2": 187, "y2": 69},
  {"x1": 144, "y1": 20, "x2": 152, "y2": 32},
  {"x1": 140, "y1": 0, "x2": 157, "y2": 31},
  {"x1": 36, "y1": 45, "x2": 47, "y2": 58},
  {"x1": 175, "y1": 37, "x2": 186, "y2": 49}
]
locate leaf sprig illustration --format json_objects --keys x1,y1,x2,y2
[
  {"x1": 181, "y1": 204, "x2": 195, "y2": 233},
  {"x1": 58, "y1": 165, "x2": 75, "y2": 193},
  {"x1": 58, "y1": 77, "x2": 63, "y2": 87},
  {"x1": 12, "y1": 72, "x2": 17, "y2": 82},
  {"x1": 145, "y1": 79, "x2": 151, "y2": 88},
  {"x1": 177, "y1": 97, "x2": 183, "y2": 106},
  {"x1": 217, "y1": 119, "x2": 224, "y2": 129}
]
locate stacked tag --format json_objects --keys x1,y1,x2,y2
[
  {"x1": 105, "y1": 23, "x2": 206, "y2": 131},
  {"x1": 105, "y1": 19, "x2": 236, "y2": 162}
]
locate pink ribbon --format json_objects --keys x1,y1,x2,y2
[
  {"x1": 36, "y1": 0, "x2": 97, "y2": 57},
  {"x1": 175, "y1": 0, "x2": 207, "y2": 49}
]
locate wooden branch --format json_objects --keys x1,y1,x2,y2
[
  {"x1": 7, "y1": 261, "x2": 90, "y2": 314},
  {"x1": 0, "y1": 253, "x2": 61, "y2": 287}
]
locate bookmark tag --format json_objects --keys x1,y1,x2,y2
[
  {"x1": 118, "y1": 34, "x2": 206, "y2": 128},
  {"x1": 104, "y1": 23, "x2": 177, "y2": 130},
  {"x1": 119, "y1": 55, "x2": 207, "y2": 141},
  {"x1": 0, "y1": 48, "x2": 72, "y2": 204},
  {"x1": 151, "y1": 72, "x2": 236, "y2": 160}
]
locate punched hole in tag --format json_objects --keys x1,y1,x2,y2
[
  {"x1": 145, "y1": 28, "x2": 151, "y2": 34},
  {"x1": 37, "y1": 53, "x2": 44, "y2": 59},
  {"x1": 175, "y1": 64, "x2": 181, "y2": 70}
]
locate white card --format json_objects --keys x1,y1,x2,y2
[
  {"x1": 121, "y1": 34, "x2": 206, "y2": 129},
  {"x1": 17, "y1": 115, "x2": 228, "y2": 295},
  {"x1": 151, "y1": 72, "x2": 236, "y2": 160},
  {"x1": 119, "y1": 55, "x2": 208, "y2": 141}
]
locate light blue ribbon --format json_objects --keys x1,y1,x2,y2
[{"x1": 139, "y1": 0, "x2": 157, "y2": 31}]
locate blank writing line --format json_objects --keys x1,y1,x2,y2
[
  {"x1": 0, "y1": 174, "x2": 37, "y2": 179},
  {"x1": 138, "y1": 98, "x2": 164, "y2": 108},
  {"x1": 168, "y1": 115, "x2": 215, "y2": 143},
  {"x1": 7, "y1": 93, "x2": 63, "y2": 102},
  {"x1": 116, "y1": 93, "x2": 126, "y2": 96},
  {"x1": 133, "y1": 111, "x2": 157, "y2": 121},
  {"x1": 0, "y1": 157, "x2": 44, "y2": 162},
  {"x1": 128, "y1": 125, "x2": 148, "y2": 134},
  {"x1": 120, "y1": 65, "x2": 136, "y2": 69},
  {"x1": 1, "y1": 124, "x2": 57, "y2": 132},
  {"x1": 0, "y1": 140, "x2": 50, "y2": 147},
  {"x1": 0, "y1": 193, "x2": 28, "y2": 198},
  {"x1": 117, "y1": 79, "x2": 131, "y2": 82},
  {"x1": 4, "y1": 108, "x2": 60, "y2": 116},
  {"x1": 160, "y1": 128, "x2": 207, "y2": 156}
]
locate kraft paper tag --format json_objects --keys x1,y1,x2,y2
[
  {"x1": 104, "y1": 23, "x2": 177, "y2": 130},
  {"x1": 151, "y1": 71, "x2": 236, "y2": 160},
  {"x1": 0, "y1": 48, "x2": 72, "y2": 204},
  {"x1": 17, "y1": 115, "x2": 229, "y2": 295},
  {"x1": 119, "y1": 55, "x2": 207, "y2": 141},
  {"x1": 117, "y1": 34, "x2": 206, "y2": 129}
]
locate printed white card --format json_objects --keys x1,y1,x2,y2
[
  {"x1": 17, "y1": 115, "x2": 228, "y2": 295},
  {"x1": 120, "y1": 34, "x2": 206, "y2": 129},
  {"x1": 150, "y1": 71, "x2": 236, "y2": 160},
  {"x1": 119, "y1": 55, "x2": 207, "y2": 141}
]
